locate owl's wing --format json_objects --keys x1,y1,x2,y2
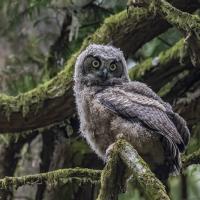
[
  {"x1": 121, "y1": 81, "x2": 190, "y2": 147},
  {"x1": 96, "y1": 88, "x2": 185, "y2": 154}
]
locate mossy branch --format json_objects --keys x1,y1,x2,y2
[
  {"x1": 98, "y1": 139, "x2": 170, "y2": 200},
  {"x1": 0, "y1": 141, "x2": 199, "y2": 197},
  {"x1": 151, "y1": 0, "x2": 200, "y2": 67},
  {"x1": 117, "y1": 139, "x2": 170, "y2": 200},
  {"x1": 97, "y1": 143, "x2": 127, "y2": 200},
  {"x1": 0, "y1": 168, "x2": 101, "y2": 190},
  {"x1": 152, "y1": 0, "x2": 200, "y2": 31},
  {"x1": 97, "y1": 147, "x2": 121, "y2": 200},
  {"x1": 129, "y1": 39, "x2": 190, "y2": 92}
]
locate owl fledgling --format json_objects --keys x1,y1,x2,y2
[{"x1": 73, "y1": 44, "x2": 190, "y2": 181}]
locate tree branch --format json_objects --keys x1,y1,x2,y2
[
  {"x1": 97, "y1": 143, "x2": 126, "y2": 200},
  {"x1": 129, "y1": 39, "x2": 190, "y2": 92},
  {"x1": 151, "y1": 0, "x2": 200, "y2": 67},
  {"x1": 151, "y1": 0, "x2": 200, "y2": 31},
  {"x1": 117, "y1": 139, "x2": 170, "y2": 200},
  {"x1": 98, "y1": 139, "x2": 170, "y2": 200},
  {"x1": 97, "y1": 147, "x2": 120, "y2": 200},
  {"x1": 0, "y1": 140, "x2": 199, "y2": 198},
  {"x1": 0, "y1": 168, "x2": 101, "y2": 190}
]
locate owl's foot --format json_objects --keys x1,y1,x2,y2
[
  {"x1": 116, "y1": 133, "x2": 125, "y2": 140},
  {"x1": 105, "y1": 134, "x2": 126, "y2": 160},
  {"x1": 105, "y1": 143, "x2": 115, "y2": 161},
  {"x1": 127, "y1": 0, "x2": 148, "y2": 9}
]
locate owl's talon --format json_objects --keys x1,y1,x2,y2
[
  {"x1": 127, "y1": 0, "x2": 148, "y2": 9},
  {"x1": 105, "y1": 143, "x2": 115, "y2": 160},
  {"x1": 116, "y1": 133, "x2": 125, "y2": 140}
]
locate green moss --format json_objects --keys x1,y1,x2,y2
[
  {"x1": 90, "y1": 7, "x2": 150, "y2": 46},
  {"x1": 159, "y1": 39, "x2": 184, "y2": 64}
]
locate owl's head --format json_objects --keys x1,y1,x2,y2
[{"x1": 74, "y1": 44, "x2": 129, "y2": 87}]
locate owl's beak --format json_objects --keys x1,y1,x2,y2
[{"x1": 97, "y1": 68, "x2": 108, "y2": 80}]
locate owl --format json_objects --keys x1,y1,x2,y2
[{"x1": 73, "y1": 44, "x2": 190, "y2": 181}]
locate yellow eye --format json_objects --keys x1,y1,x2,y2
[
  {"x1": 92, "y1": 60, "x2": 100, "y2": 68},
  {"x1": 110, "y1": 63, "x2": 117, "y2": 71}
]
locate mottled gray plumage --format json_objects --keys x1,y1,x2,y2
[{"x1": 74, "y1": 44, "x2": 190, "y2": 180}]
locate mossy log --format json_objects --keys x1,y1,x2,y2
[{"x1": 0, "y1": 0, "x2": 199, "y2": 133}]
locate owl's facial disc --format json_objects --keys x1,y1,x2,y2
[{"x1": 82, "y1": 55, "x2": 123, "y2": 86}]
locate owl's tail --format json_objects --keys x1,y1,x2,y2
[{"x1": 154, "y1": 135, "x2": 182, "y2": 184}]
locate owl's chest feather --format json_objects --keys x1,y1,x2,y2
[{"x1": 77, "y1": 90, "x2": 115, "y2": 158}]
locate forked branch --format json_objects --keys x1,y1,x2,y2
[{"x1": 97, "y1": 139, "x2": 170, "y2": 200}]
